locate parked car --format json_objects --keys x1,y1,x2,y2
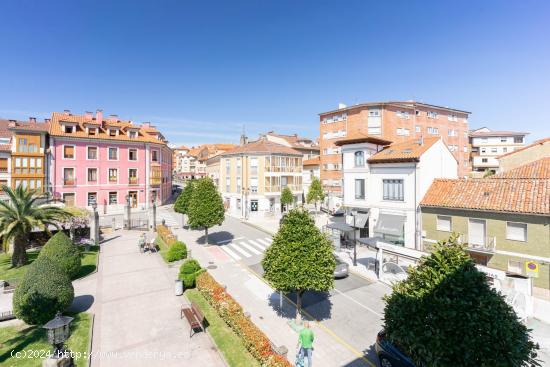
[
  {"x1": 375, "y1": 330, "x2": 415, "y2": 367},
  {"x1": 332, "y1": 207, "x2": 345, "y2": 217},
  {"x1": 334, "y1": 255, "x2": 349, "y2": 278}
]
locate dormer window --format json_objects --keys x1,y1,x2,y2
[
  {"x1": 128, "y1": 130, "x2": 138, "y2": 139},
  {"x1": 87, "y1": 127, "x2": 98, "y2": 135},
  {"x1": 109, "y1": 129, "x2": 118, "y2": 137},
  {"x1": 64, "y1": 125, "x2": 75, "y2": 133}
]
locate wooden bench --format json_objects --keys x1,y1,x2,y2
[{"x1": 180, "y1": 301, "x2": 205, "y2": 337}]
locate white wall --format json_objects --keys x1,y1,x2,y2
[{"x1": 417, "y1": 139, "x2": 458, "y2": 197}]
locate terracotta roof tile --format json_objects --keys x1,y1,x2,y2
[
  {"x1": 0, "y1": 119, "x2": 49, "y2": 134},
  {"x1": 491, "y1": 158, "x2": 550, "y2": 179},
  {"x1": 49, "y1": 112, "x2": 167, "y2": 145},
  {"x1": 420, "y1": 178, "x2": 550, "y2": 215},
  {"x1": 368, "y1": 137, "x2": 440, "y2": 163},
  {"x1": 303, "y1": 156, "x2": 321, "y2": 166},
  {"x1": 334, "y1": 131, "x2": 392, "y2": 147},
  {"x1": 221, "y1": 140, "x2": 301, "y2": 156},
  {"x1": 499, "y1": 137, "x2": 550, "y2": 158}
]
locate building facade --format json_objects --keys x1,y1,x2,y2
[
  {"x1": 319, "y1": 101, "x2": 470, "y2": 207},
  {"x1": 420, "y1": 173, "x2": 550, "y2": 299},
  {"x1": 219, "y1": 139, "x2": 302, "y2": 218},
  {"x1": 302, "y1": 156, "x2": 320, "y2": 199},
  {"x1": 469, "y1": 127, "x2": 528, "y2": 176},
  {"x1": 337, "y1": 135, "x2": 457, "y2": 250},
  {"x1": 48, "y1": 110, "x2": 172, "y2": 212},
  {"x1": 498, "y1": 137, "x2": 550, "y2": 173}
]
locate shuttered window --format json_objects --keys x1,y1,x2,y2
[
  {"x1": 506, "y1": 222, "x2": 527, "y2": 242},
  {"x1": 64, "y1": 145, "x2": 75, "y2": 159}
]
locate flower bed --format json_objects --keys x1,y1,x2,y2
[
  {"x1": 196, "y1": 272, "x2": 291, "y2": 367},
  {"x1": 156, "y1": 224, "x2": 177, "y2": 246}
]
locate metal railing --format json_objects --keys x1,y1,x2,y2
[
  {"x1": 63, "y1": 178, "x2": 76, "y2": 186},
  {"x1": 458, "y1": 234, "x2": 496, "y2": 252}
]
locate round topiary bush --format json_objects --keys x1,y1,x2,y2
[
  {"x1": 179, "y1": 259, "x2": 202, "y2": 288},
  {"x1": 166, "y1": 241, "x2": 187, "y2": 262},
  {"x1": 38, "y1": 231, "x2": 81, "y2": 279},
  {"x1": 13, "y1": 257, "x2": 75, "y2": 325}
]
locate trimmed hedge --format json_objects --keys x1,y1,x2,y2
[
  {"x1": 38, "y1": 231, "x2": 81, "y2": 279},
  {"x1": 13, "y1": 257, "x2": 75, "y2": 325},
  {"x1": 157, "y1": 225, "x2": 177, "y2": 246},
  {"x1": 166, "y1": 241, "x2": 187, "y2": 262},
  {"x1": 197, "y1": 272, "x2": 291, "y2": 367},
  {"x1": 179, "y1": 259, "x2": 203, "y2": 288}
]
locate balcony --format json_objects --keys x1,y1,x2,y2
[
  {"x1": 63, "y1": 178, "x2": 76, "y2": 186},
  {"x1": 458, "y1": 234, "x2": 496, "y2": 253},
  {"x1": 265, "y1": 184, "x2": 302, "y2": 193},
  {"x1": 129, "y1": 177, "x2": 138, "y2": 185},
  {"x1": 150, "y1": 177, "x2": 161, "y2": 186}
]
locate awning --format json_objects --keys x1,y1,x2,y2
[
  {"x1": 374, "y1": 213, "x2": 406, "y2": 237},
  {"x1": 353, "y1": 211, "x2": 369, "y2": 228},
  {"x1": 325, "y1": 221, "x2": 354, "y2": 232}
]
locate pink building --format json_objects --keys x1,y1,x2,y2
[{"x1": 49, "y1": 110, "x2": 172, "y2": 212}]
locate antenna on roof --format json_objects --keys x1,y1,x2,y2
[{"x1": 240, "y1": 125, "x2": 248, "y2": 146}]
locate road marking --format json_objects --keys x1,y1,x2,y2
[
  {"x1": 248, "y1": 239, "x2": 267, "y2": 251},
  {"x1": 333, "y1": 289, "x2": 383, "y2": 318},
  {"x1": 256, "y1": 238, "x2": 271, "y2": 247},
  {"x1": 240, "y1": 241, "x2": 262, "y2": 255},
  {"x1": 220, "y1": 245, "x2": 241, "y2": 261},
  {"x1": 230, "y1": 244, "x2": 252, "y2": 258}
]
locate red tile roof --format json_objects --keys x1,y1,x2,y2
[
  {"x1": 420, "y1": 178, "x2": 550, "y2": 215},
  {"x1": 491, "y1": 158, "x2": 550, "y2": 179},
  {"x1": 368, "y1": 137, "x2": 440, "y2": 163},
  {"x1": 222, "y1": 139, "x2": 301, "y2": 156},
  {"x1": 0, "y1": 119, "x2": 49, "y2": 135},
  {"x1": 334, "y1": 131, "x2": 392, "y2": 146},
  {"x1": 499, "y1": 137, "x2": 550, "y2": 158}
]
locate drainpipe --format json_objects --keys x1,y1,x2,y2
[{"x1": 414, "y1": 161, "x2": 419, "y2": 250}]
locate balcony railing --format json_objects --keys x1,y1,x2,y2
[
  {"x1": 458, "y1": 234, "x2": 496, "y2": 253},
  {"x1": 63, "y1": 178, "x2": 76, "y2": 186},
  {"x1": 265, "y1": 184, "x2": 302, "y2": 193},
  {"x1": 150, "y1": 177, "x2": 161, "y2": 186},
  {"x1": 129, "y1": 177, "x2": 138, "y2": 185},
  {"x1": 265, "y1": 166, "x2": 302, "y2": 173},
  {"x1": 0, "y1": 167, "x2": 7, "y2": 173}
]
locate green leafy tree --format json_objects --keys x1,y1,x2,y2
[
  {"x1": 280, "y1": 186, "x2": 294, "y2": 212},
  {"x1": 166, "y1": 241, "x2": 187, "y2": 262},
  {"x1": 38, "y1": 231, "x2": 81, "y2": 279},
  {"x1": 179, "y1": 259, "x2": 203, "y2": 288},
  {"x1": 483, "y1": 168, "x2": 495, "y2": 178},
  {"x1": 0, "y1": 185, "x2": 73, "y2": 267},
  {"x1": 13, "y1": 257, "x2": 75, "y2": 325},
  {"x1": 187, "y1": 177, "x2": 225, "y2": 244},
  {"x1": 174, "y1": 181, "x2": 195, "y2": 225},
  {"x1": 262, "y1": 208, "x2": 335, "y2": 321},
  {"x1": 383, "y1": 234, "x2": 539, "y2": 367},
  {"x1": 306, "y1": 177, "x2": 325, "y2": 211}
]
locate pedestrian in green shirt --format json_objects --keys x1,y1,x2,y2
[{"x1": 296, "y1": 321, "x2": 314, "y2": 367}]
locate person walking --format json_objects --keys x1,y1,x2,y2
[{"x1": 296, "y1": 321, "x2": 314, "y2": 367}]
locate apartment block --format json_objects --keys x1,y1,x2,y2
[
  {"x1": 319, "y1": 101, "x2": 471, "y2": 205},
  {"x1": 469, "y1": 127, "x2": 528, "y2": 176}
]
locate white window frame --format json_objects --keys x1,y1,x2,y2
[
  {"x1": 108, "y1": 147, "x2": 119, "y2": 161},
  {"x1": 128, "y1": 168, "x2": 138, "y2": 184},
  {"x1": 507, "y1": 260, "x2": 522, "y2": 274},
  {"x1": 62, "y1": 192, "x2": 76, "y2": 206},
  {"x1": 87, "y1": 192, "x2": 98, "y2": 206},
  {"x1": 87, "y1": 167, "x2": 99, "y2": 184},
  {"x1": 506, "y1": 222, "x2": 527, "y2": 242},
  {"x1": 128, "y1": 148, "x2": 138, "y2": 161},
  {"x1": 436, "y1": 215, "x2": 452, "y2": 232},
  {"x1": 86, "y1": 145, "x2": 99, "y2": 160},
  {"x1": 62, "y1": 144, "x2": 76, "y2": 160},
  {"x1": 151, "y1": 149, "x2": 159, "y2": 162},
  {"x1": 108, "y1": 168, "x2": 119, "y2": 184},
  {"x1": 108, "y1": 191, "x2": 118, "y2": 205}
]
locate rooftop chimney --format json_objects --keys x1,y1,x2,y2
[
  {"x1": 95, "y1": 109, "x2": 103, "y2": 122},
  {"x1": 29, "y1": 117, "x2": 37, "y2": 123}
]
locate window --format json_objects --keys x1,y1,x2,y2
[
  {"x1": 514, "y1": 136, "x2": 523, "y2": 143},
  {"x1": 427, "y1": 127, "x2": 439, "y2": 135},
  {"x1": 354, "y1": 151, "x2": 364, "y2": 167},
  {"x1": 129, "y1": 168, "x2": 138, "y2": 184},
  {"x1": 396, "y1": 111, "x2": 409, "y2": 119},
  {"x1": 368, "y1": 109, "x2": 381, "y2": 117},
  {"x1": 87, "y1": 192, "x2": 97, "y2": 206},
  {"x1": 87, "y1": 168, "x2": 98, "y2": 182},
  {"x1": 503, "y1": 147, "x2": 508, "y2": 153},
  {"x1": 355, "y1": 179, "x2": 365, "y2": 200},
  {"x1": 482, "y1": 158, "x2": 488, "y2": 163},
  {"x1": 415, "y1": 125, "x2": 421, "y2": 133},
  {"x1": 396, "y1": 128, "x2": 410, "y2": 136},
  {"x1": 128, "y1": 130, "x2": 138, "y2": 138},
  {"x1": 109, "y1": 192, "x2": 118, "y2": 205},
  {"x1": 108, "y1": 147, "x2": 118, "y2": 160},
  {"x1": 448, "y1": 129, "x2": 457, "y2": 137},
  {"x1": 87, "y1": 146, "x2": 98, "y2": 160},
  {"x1": 506, "y1": 222, "x2": 527, "y2": 242},
  {"x1": 64, "y1": 125, "x2": 74, "y2": 133},
  {"x1": 0, "y1": 158, "x2": 7, "y2": 172},
  {"x1": 250, "y1": 157, "x2": 258, "y2": 176},
  {"x1": 448, "y1": 114, "x2": 458, "y2": 122},
  {"x1": 63, "y1": 193, "x2": 75, "y2": 207},
  {"x1": 251, "y1": 200, "x2": 258, "y2": 212},
  {"x1": 225, "y1": 159, "x2": 231, "y2": 175},
  {"x1": 28, "y1": 144, "x2": 38, "y2": 153},
  {"x1": 427, "y1": 111, "x2": 438, "y2": 119},
  {"x1": 508, "y1": 260, "x2": 522, "y2": 274},
  {"x1": 500, "y1": 137, "x2": 507, "y2": 143},
  {"x1": 236, "y1": 177, "x2": 241, "y2": 192},
  {"x1": 108, "y1": 168, "x2": 118, "y2": 183},
  {"x1": 383, "y1": 179, "x2": 404, "y2": 201},
  {"x1": 250, "y1": 177, "x2": 258, "y2": 193},
  {"x1": 481, "y1": 138, "x2": 488, "y2": 143},
  {"x1": 463, "y1": 146, "x2": 468, "y2": 152},
  {"x1": 225, "y1": 178, "x2": 231, "y2": 192},
  {"x1": 151, "y1": 150, "x2": 159, "y2": 162},
  {"x1": 63, "y1": 145, "x2": 75, "y2": 159},
  {"x1": 88, "y1": 127, "x2": 97, "y2": 135},
  {"x1": 368, "y1": 107, "x2": 382, "y2": 135},
  {"x1": 109, "y1": 129, "x2": 117, "y2": 137},
  {"x1": 491, "y1": 148, "x2": 498, "y2": 153},
  {"x1": 128, "y1": 148, "x2": 137, "y2": 161},
  {"x1": 437, "y1": 216, "x2": 452, "y2": 231},
  {"x1": 63, "y1": 168, "x2": 75, "y2": 184}
]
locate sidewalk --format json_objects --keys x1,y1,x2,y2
[
  {"x1": 172, "y1": 220, "x2": 376, "y2": 367},
  {"x1": 72, "y1": 230, "x2": 224, "y2": 367}
]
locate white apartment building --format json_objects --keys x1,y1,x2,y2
[
  {"x1": 338, "y1": 134, "x2": 457, "y2": 250},
  {"x1": 469, "y1": 127, "x2": 528, "y2": 176},
  {"x1": 302, "y1": 156, "x2": 320, "y2": 198}
]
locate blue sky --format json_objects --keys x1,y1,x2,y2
[{"x1": 0, "y1": 0, "x2": 548, "y2": 147}]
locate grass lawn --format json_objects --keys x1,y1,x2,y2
[
  {"x1": 75, "y1": 246, "x2": 99, "y2": 279},
  {"x1": 155, "y1": 236, "x2": 171, "y2": 263},
  {"x1": 186, "y1": 289, "x2": 260, "y2": 367},
  {"x1": 0, "y1": 312, "x2": 92, "y2": 367}
]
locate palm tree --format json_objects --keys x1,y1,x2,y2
[{"x1": 0, "y1": 185, "x2": 73, "y2": 267}]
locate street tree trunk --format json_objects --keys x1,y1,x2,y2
[
  {"x1": 11, "y1": 234, "x2": 28, "y2": 267},
  {"x1": 296, "y1": 290, "x2": 305, "y2": 323}
]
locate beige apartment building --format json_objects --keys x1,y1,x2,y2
[
  {"x1": 219, "y1": 139, "x2": 302, "y2": 218},
  {"x1": 319, "y1": 101, "x2": 471, "y2": 206}
]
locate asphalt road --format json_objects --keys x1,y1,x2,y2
[{"x1": 206, "y1": 215, "x2": 391, "y2": 364}]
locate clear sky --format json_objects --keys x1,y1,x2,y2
[{"x1": 1, "y1": 0, "x2": 548, "y2": 147}]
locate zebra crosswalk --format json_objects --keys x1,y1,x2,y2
[{"x1": 219, "y1": 237, "x2": 273, "y2": 261}]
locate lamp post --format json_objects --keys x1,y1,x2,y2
[
  {"x1": 241, "y1": 187, "x2": 249, "y2": 220},
  {"x1": 152, "y1": 191, "x2": 157, "y2": 231},
  {"x1": 42, "y1": 312, "x2": 74, "y2": 365},
  {"x1": 91, "y1": 201, "x2": 99, "y2": 247},
  {"x1": 125, "y1": 194, "x2": 131, "y2": 229},
  {"x1": 352, "y1": 210, "x2": 357, "y2": 267}
]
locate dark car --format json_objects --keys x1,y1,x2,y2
[{"x1": 375, "y1": 330, "x2": 415, "y2": 367}]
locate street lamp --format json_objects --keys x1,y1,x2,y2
[
  {"x1": 241, "y1": 188, "x2": 249, "y2": 220},
  {"x1": 125, "y1": 194, "x2": 131, "y2": 230},
  {"x1": 43, "y1": 312, "x2": 74, "y2": 361},
  {"x1": 350, "y1": 209, "x2": 357, "y2": 267},
  {"x1": 91, "y1": 201, "x2": 99, "y2": 247},
  {"x1": 151, "y1": 191, "x2": 157, "y2": 231}
]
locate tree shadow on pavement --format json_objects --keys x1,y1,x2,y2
[
  {"x1": 68, "y1": 294, "x2": 95, "y2": 313},
  {"x1": 341, "y1": 344, "x2": 379, "y2": 367},
  {"x1": 267, "y1": 290, "x2": 333, "y2": 321},
  {"x1": 197, "y1": 230, "x2": 234, "y2": 245}
]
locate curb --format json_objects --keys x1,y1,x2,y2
[
  {"x1": 239, "y1": 220, "x2": 276, "y2": 236},
  {"x1": 87, "y1": 313, "x2": 95, "y2": 367}
]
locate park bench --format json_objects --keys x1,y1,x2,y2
[{"x1": 180, "y1": 301, "x2": 205, "y2": 337}]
